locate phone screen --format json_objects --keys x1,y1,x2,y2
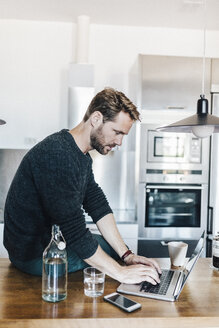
[{"x1": 108, "y1": 294, "x2": 137, "y2": 308}]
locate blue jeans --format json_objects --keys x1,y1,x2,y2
[{"x1": 10, "y1": 234, "x2": 119, "y2": 276}]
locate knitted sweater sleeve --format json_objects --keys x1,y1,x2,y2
[{"x1": 83, "y1": 168, "x2": 113, "y2": 223}]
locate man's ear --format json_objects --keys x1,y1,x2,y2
[{"x1": 90, "y1": 111, "x2": 103, "y2": 127}]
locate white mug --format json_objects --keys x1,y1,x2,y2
[{"x1": 168, "y1": 241, "x2": 188, "y2": 267}]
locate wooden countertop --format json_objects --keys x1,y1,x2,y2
[{"x1": 0, "y1": 258, "x2": 219, "y2": 327}]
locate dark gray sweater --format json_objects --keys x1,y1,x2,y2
[{"x1": 4, "y1": 129, "x2": 112, "y2": 261}]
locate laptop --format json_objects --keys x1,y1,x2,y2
[{"x1": 117, "y1": 231, "x2": 205, "y2": 302}]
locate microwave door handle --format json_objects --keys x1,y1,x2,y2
[{"x1": 146, "y1": 185, "x2": 204, "y2": 190}]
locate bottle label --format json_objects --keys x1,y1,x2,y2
[
  {"x1": 58, "y1": 241, "x2": 66, "y2": 250},
  {"x1": 213, "y1": 248, "x2": 219, "y2": 257}
]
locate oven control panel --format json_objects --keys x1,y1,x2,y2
[{"x1": 145, "y1": 168, "x2": 204, "y2": 184}]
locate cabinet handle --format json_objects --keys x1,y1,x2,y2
[
  {"x1": 167, "y1": 106, "x2": 185, "y2": 110},
  {"x1": 146, "y1": 185, "x2": 203, "y2": 190}
]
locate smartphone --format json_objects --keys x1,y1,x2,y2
[{"x1": 104, "y1": 292, "x2": 141, "y2": 312}]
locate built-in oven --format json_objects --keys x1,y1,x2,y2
[{"x1": 138, "y1": 183, "x2": 208, "y2": 240}]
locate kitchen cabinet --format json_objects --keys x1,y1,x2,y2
[
  {"x1": 211, "y1": 59, "x2": 219, "y2": 86},
  {"x1": 0, "y1": 61, "x2": 63, "y2": 146},
  {"x1": 139, "y1": 54, "x2": 211, "y2": 112},
  {"x1": 87, "y1": 223, "x2": 138, "y2": 253},
  {"x1": 0, "y1": 20, "x2": 71, "y2": 149},
  {"x1": 0, "y1": 106, "x2": 60, "y2": 149}
]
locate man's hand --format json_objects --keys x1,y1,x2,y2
[
  {"x1": 85, "y1": 245, "x2": 162, "y2": 285},
  {"x1": 118, "y1": 263, "x2": 160, "y2": 285},
  {"x1": 124, "y1": 253, "x2": 162, "y2": 275}
]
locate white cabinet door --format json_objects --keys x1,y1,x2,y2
[
  {"x1": 0, "y1": 20, "x2": 71, "y2": 149},
  {"x1": 140, "y1": 55, "x2": 211, "y2": 112},
  {"x1": 117, "y1": 224, "x2": 138, "y2": 254},
  {"x1": 0, "y1": 90, "x2": 61, "y2": 149},
  {"x1": 86, "y1": 223, "x2": 138, "y2": 254}
]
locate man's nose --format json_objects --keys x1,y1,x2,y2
[{"x1": 115, "y1": 135, "x2": 123, "y2": 146}]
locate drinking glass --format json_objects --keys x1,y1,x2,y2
[{"x1": 83, "y1": 267, "x2": 105, "y2": 297}]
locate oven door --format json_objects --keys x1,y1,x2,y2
[{"x1": 138, "y1": 183, "x2": 208, "y2": 240}]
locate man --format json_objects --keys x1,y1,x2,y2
[{"x1": 4, "y1": 88, "x2": 161, "y2": 285}]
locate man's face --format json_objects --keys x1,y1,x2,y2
[{"x1": 90, "y1": 111, "x2": 133, "y2": 155}]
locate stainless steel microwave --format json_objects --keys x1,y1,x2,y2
[
  {"x1": 147, "y1": 130, "x2": 201, "y2": 164},
  {"x1": 138, "y1": 124, "x2": 210, "y2": 184}
]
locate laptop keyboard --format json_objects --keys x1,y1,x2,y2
[{"x1": 140, "y1": 270, "x2": 174, "y2": 295}]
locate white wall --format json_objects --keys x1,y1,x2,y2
[{"x1": 1, "y1": 20, "x2": 219, "y2": 128}]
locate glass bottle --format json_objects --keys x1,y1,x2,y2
[
  {"x1": 42, "y1": 225, "x2": 68, "y2": 302},
  {"x1": 212, "y1": 232, "x2": 219, "y2": 269}
]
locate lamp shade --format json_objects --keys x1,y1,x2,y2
[
  {"x1": 0, "y1": 119, "x2": 6, "y2": 125},
  {"x1": 157, "y1": 95, "x2": 219, "y2": 134}
]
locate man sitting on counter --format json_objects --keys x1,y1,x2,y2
[{"x1": 3, "y1": 87, "x2": 161, "y2": 285}]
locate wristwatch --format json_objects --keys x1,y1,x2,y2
[{"x1": 121, "y1": 249, "x2": 134, "y2": 261}]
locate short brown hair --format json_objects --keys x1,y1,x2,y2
[{"x1": 83, "y1": 88, "x2": 140, "y2": 123}]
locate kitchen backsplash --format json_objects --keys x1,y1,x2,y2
[{"x1": 0, "y1": 149, "x2": 27, "y2": 222}]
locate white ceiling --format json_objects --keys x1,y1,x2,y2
[{"x1": 0, "y1": 0, "x2": 219, "y2": 30}]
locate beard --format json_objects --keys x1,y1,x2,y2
[{"x1": 90, "y1": 126, "x2": 115, "y2": 155}]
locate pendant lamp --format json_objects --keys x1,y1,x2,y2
[
  {"x1": 157, "y1": 0, "x2": 219, "y2": 138},
  {"x1": 0, "y1": 119, "x2": 6, "y2": 125}
]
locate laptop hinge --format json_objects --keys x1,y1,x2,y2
[{"x1": 173, "y1": 272, "x2": 184, "y2": 298}]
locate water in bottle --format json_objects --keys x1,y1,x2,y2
[{"x1": 42, "y1": 225, "x2": 68, "y2": 302}]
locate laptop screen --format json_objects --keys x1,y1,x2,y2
[{"x1": 180, "y1": 231, "x2": 205, "y2": 291}]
